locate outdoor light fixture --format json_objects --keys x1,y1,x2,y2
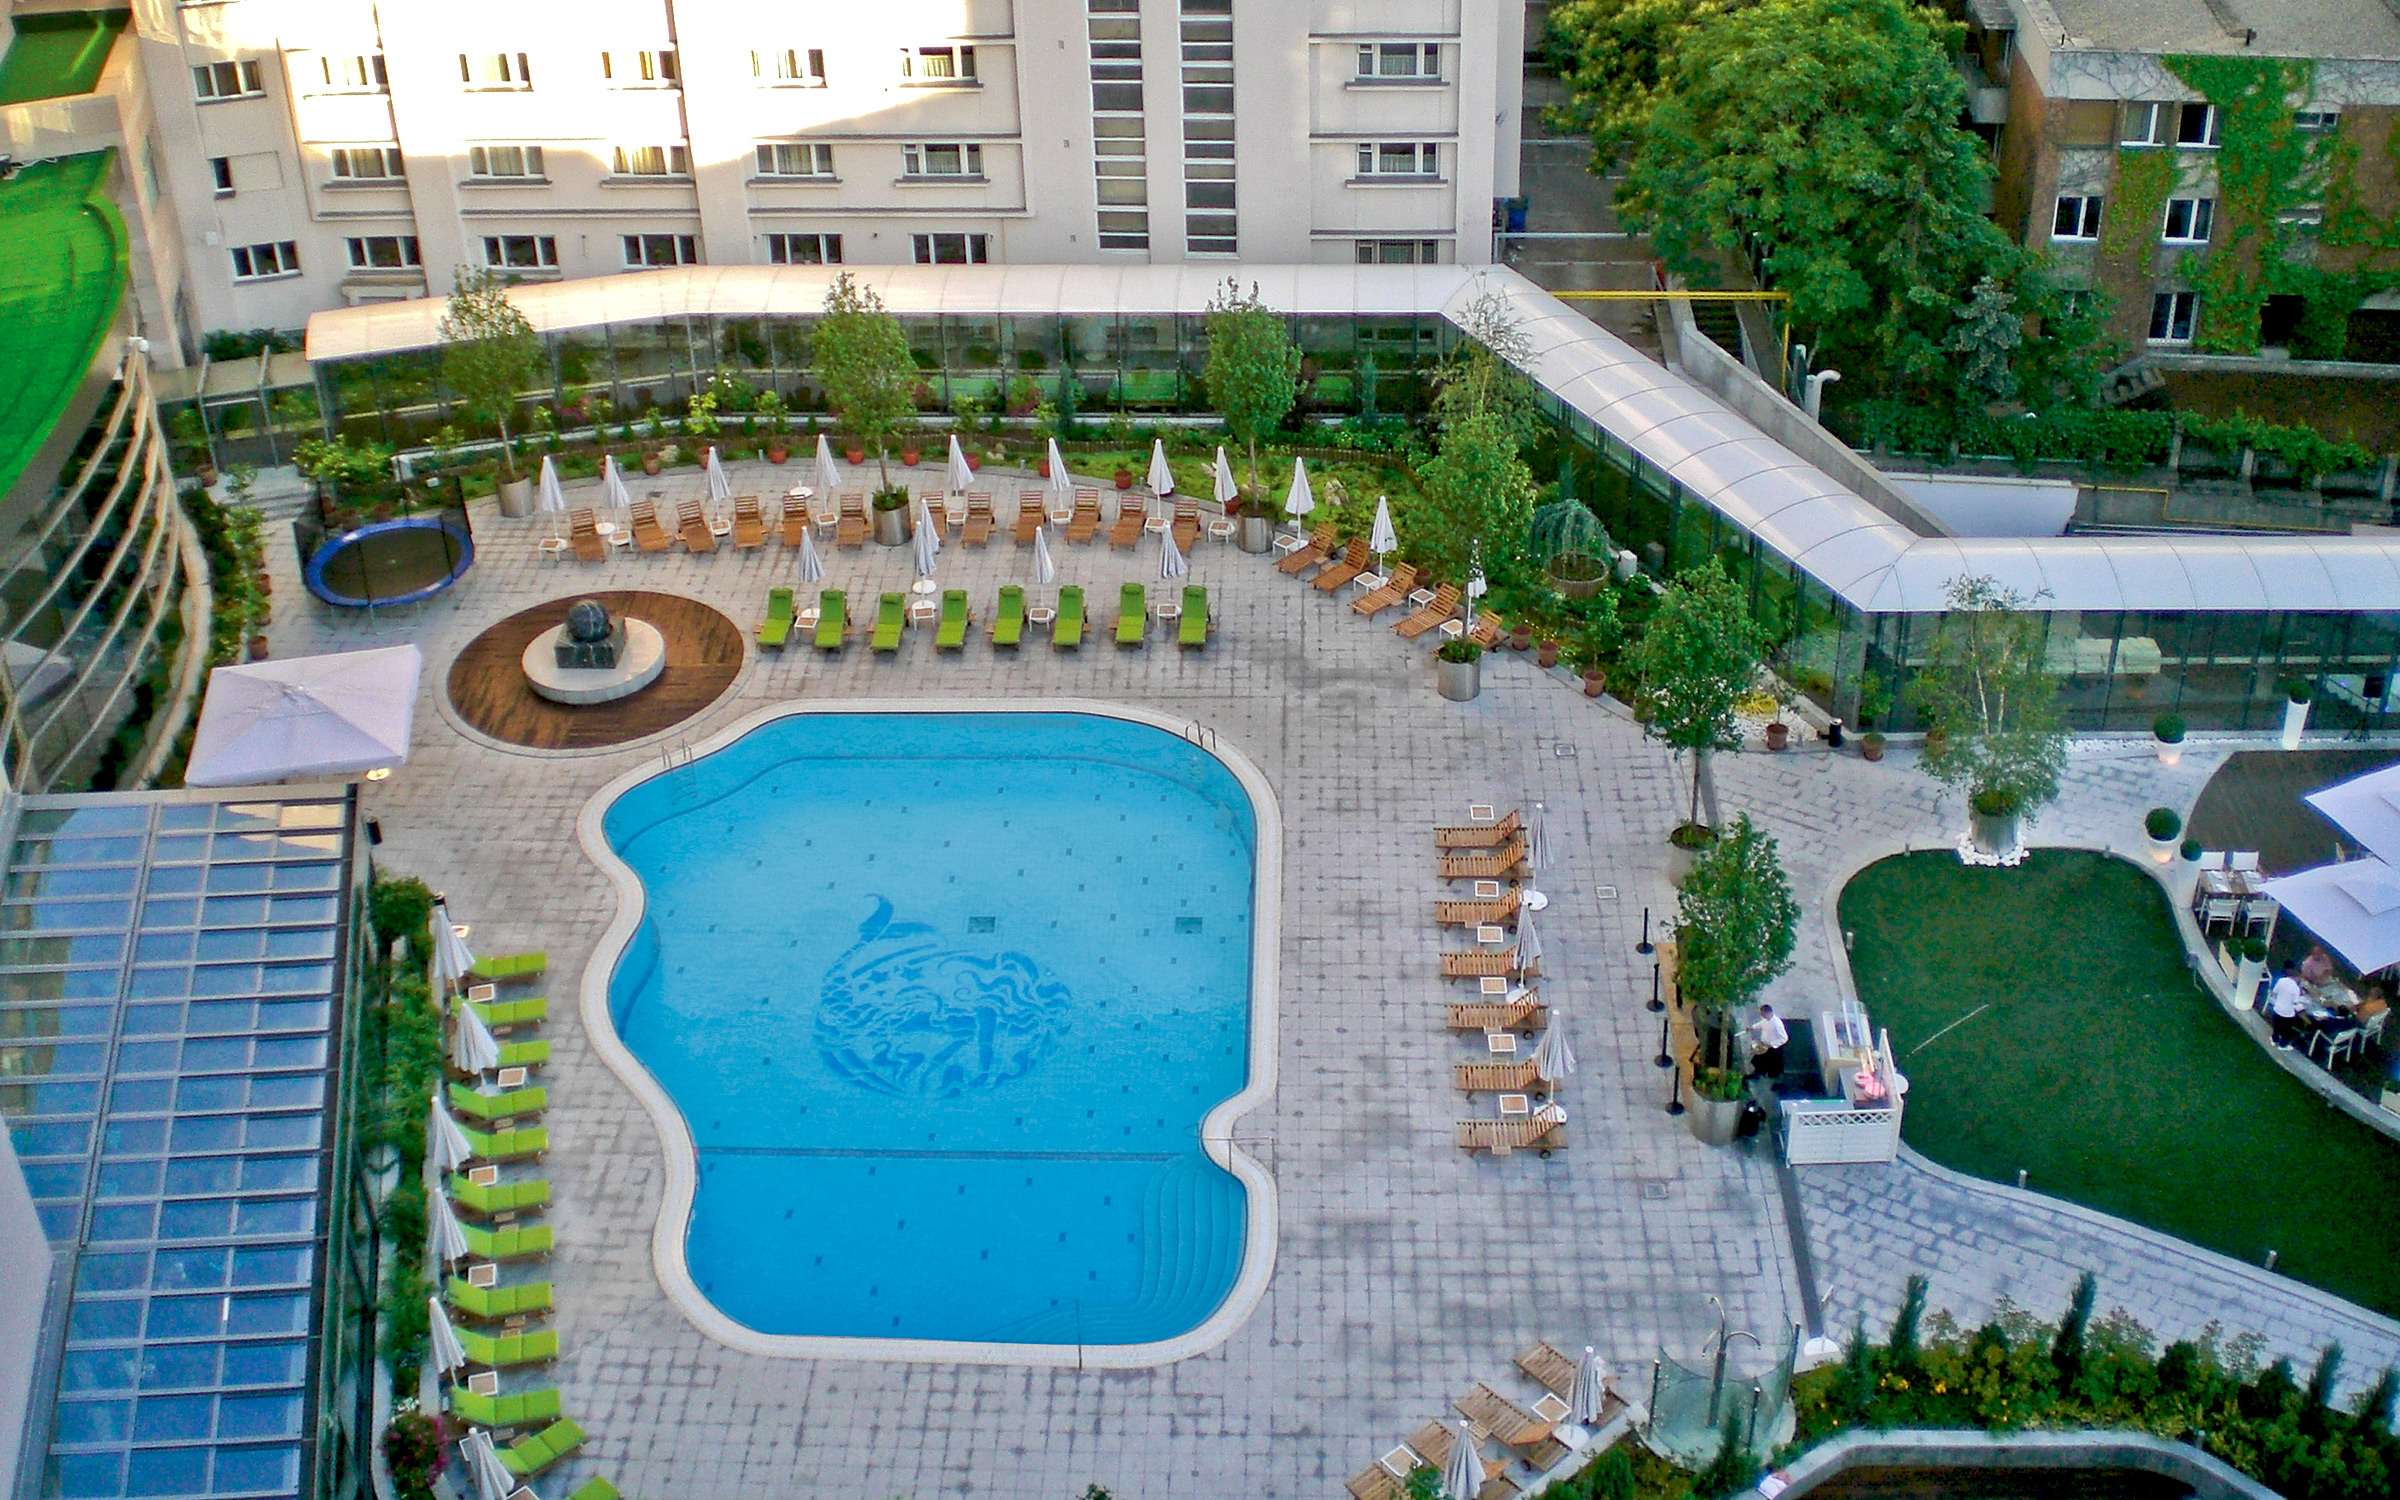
[{"x1": 365, "y1": 766, "x2": 393, "y2": 781}]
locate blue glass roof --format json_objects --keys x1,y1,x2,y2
[{"x1": 0, "y1": 794, "x2": 354, "y2": 1500}]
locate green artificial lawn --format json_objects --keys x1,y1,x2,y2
[
  {"x1": 1839, "y1": 849, "x2": 2400, "y2": 1319},
  {"x1": 0, "y1": 11, "x2": 127, "y2": 104},
  {"x1": 0, "y1": 153, "x2": 125, "y2": 501}
]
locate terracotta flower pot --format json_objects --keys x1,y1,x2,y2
[
  {"x1": 967, "y1": 455, "x2": 980, "y2": 471},
  {"x1": 1535, "y1": 640, "x2": 1561, "y2": 669},
  {"x1": 845, "y1": 445, "x2": 865, "y2": 465},
  {"x1": 1765, "y1": 720, "x2": 1789, "y2": 751},
  {"x1": 901, "y1": 447, "x2": 921, "y2": 466},
  {"x1": 1037, "y1": 458, "x2": 1051, "y2": 479},
  {"x1": 1582, "y1": 669, "x2": 1606, "y2": 698},
  {"x1": 1508, "y1": 626, "x2": 1533, "y2": 652},
  {"x1": 248, "y1": 636, "x2": 270, "y2": 659},
  {"x1": 1861, "y1": 733, "x2": 1886, "y2": 762},
  {"x1": 641, "y1": 454, "x2": 662, "y2": 475},
  {"x1": 767, "y1": 445, "x2": 789, "y2": 464},
  {"x1": 1115, "y1": 469, "x2": 1135, "y2": 490}
]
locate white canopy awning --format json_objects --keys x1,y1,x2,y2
[
  {"x1": 184, "y1": 645, "x2": 422, "y2": 786},
  {"x1": 2258, "y1": 857, "x2": 2400, "y2": 973},
  {"x1": 2303, "y1": 762, "x2": 2400, "y2": 869}
]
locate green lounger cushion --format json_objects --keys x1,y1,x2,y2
[
  {"x1": 447, "y1": 1174, "x2": 549, "y2": 1215},
  {"x1": 1117, "y1": 583, "x2": 1146, "y2": 644},
  {"x1": 815, "y1": 590, "x2": 847, "y2": 649},
  {"x1": 448, "y1": 1082, "x2": 545, "y2": 1122},
  {"x1": 498, "y1": 1418, "x2": 587, "y2": 1478},
  {"x1": 1180, "y1": 585, "x2": 1209, "y2": 647},
  {"x1": 462, "y1": 995, "x2": 546, "y2": 1029},
  {"x1": 448, "y1": 1384, "x2": 562, "y2": 1429},
  {"x1": 566, "y1": 1478, "x2": 620, "y2": 1500},
  {"x1": 456, "y1": 1326, "x2": 560, "y2": 1368},
  {"x1": 936, "y1": 588, "x2": 969, "y2": 649},
  {"x1": 1053, "y1": 586, "x2": 1084, "y2": 648},
  {"x1": 992, "y1": 585, "x2": 1024, "y2": 647},
  {"x1": 446, "y1": 1276, "x2": 553, "y2": 1321},
  {"x1": 758, "y1": 586, "x2": 794, "y2": 647},
  {"x1": 459, "y1": 1124, "x2": 547, "y2": 1162},
  {"x1": 492, "y1": 1039, "x2": 550, "y2": 1071},
  {"x1": 468, "y1": 952, "x2": 545, "y2": 984},
  {"x1": 871, "y1": 592, "x2": 905, "y2": 651},
  {"x1": 461, "y1": 1220, "x2": 554, "y2": 1260}
]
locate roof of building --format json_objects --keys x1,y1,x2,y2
[
  {"x1": 0, "y1": 152, "x2": 126, "y2": 500},
  {"x1": 2038, "y1": 0, "x2": 2400, "y2": 61},
  {"x1": 305, "y1": 263, "x2": 2400, "y2": 618},
  {"x1": 0, "y1": 9, "x2": 127, "y2": 105}
]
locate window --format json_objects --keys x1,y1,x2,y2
[
  {"x1": 611, "y1": 145, "x2": 691, "y2": 178},
  {"x1": 1356, "y1": 142, "x2": 1439, "y2": 177},
  {"x1": 2051, "y1": 194, "x2": 2102, "y2": 240},
  {"x1": 622, "y1": 234, "x2": 699, "y2": 266},
  {"x1": 228, "y1": 242, "x2": 300, "y2": 281},
  {"x1": 2120, "y1": 102, "x2": 2167, "y2": 146},
  {"x1": 468, "y1": 145, "x2": 545, "y2": 180},
  {"x1": 901, "y1": 45, "x2": 977, "y2": 82},
  {"x1": 459, "y1": 52, "x2": 532, "y2": 89},
  {"x1": 766, "y1": 233, "x2": 842, "y2": 265},
  {"x1": 2292, "y1": 110, "x2": 2341, "y2": 134},
  {"x1": 1356, "y1": 43, "x2": 1440, "y2": 80},
  {"x1": 344, "y1": 236, "x2": 421, "y2": 270},
  {"x1": 482, "y1": 235, "x2": 558, "y2": 268},
  {"x1": 209, "y1": 157, "x2": 234, "y2": 196},
  {"x1": 600, "y1": 50, "x2": 678, "y2": 84},
  {"x1": 192, "y1": 61, "x2": 264, "y2": 100},
  {"x1": 1355, "y1": 239, "x2": 1441, "y2": 264},
  {"x1": 2149, "y1": 290, "x2": 2197, "y2": 343},
  {"x1": 2175, "y1": 102, "x2": 2220, "y2": 147},
  {"x1": 912, "y1": 233, "x2": 989, "y2": 264},
  {"x1": 902, "y1": 143, "x2": 984, "y2": 178},
  {"x1": 755, "y1": 143, "x2": 834, "y2": 177},
  {"x1": 1182, "y1": 0, "x2": 1235, "y2": 255},
  {"x1": 328, "y1": 147, "x2": 404, "y2": 182},
  {"x1": 317, "y1": 54, "x2": 386, "y2": 91},
  {"x1": 752, "y1": 48, "x2": 826, "y2": 85},
  {"x1": 2161, "y1": 197, "x2": 2214, "y2": 244}
]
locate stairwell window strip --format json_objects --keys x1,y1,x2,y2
[
  {"x1": 229, "y1": 242, "x2": 300, "y2": 281},
  {"x1": 468, "y1": 145, "x2": 545, "y2": 180},
  {"x1": 600, "y1": 50, "x2": 678, "y2": 85},
  {"x1": 753, "y1": 48, "x2": 826, "y2": 86},
  {"x1": 344, "y1": 236, "x2": 421, "y2": 270},
  {"x1": 192, "y1": 61, "x2": 264, "y2": 101},
  {"x1": 756, "y1": 143, "x2": 835, "y2": 178},
  {"x1": 1356, "y1": 43, "x2": 1440, "y2": 80},
  {"x1": 2161, "y1": 197, "x2": 2214, "y2": 245},
  {"x1": 483, "y1": 235, "x2": 558, "y2": 269},
  {"x1": 2150, "y1": 290, "x2": 2197, "y2": 343},
  {"x1": 1089, "y1": 0, "x2": 1149, "y2": 251},
  {"x1": 912, "y1": 233, "x2": 989, "y2": 264},
  {"x1": 612, "y1": 145, "x2": 691, "y2": 178},
  {"x1": 329, "y1": 147, "x2": 404, "y2": 182},
  {"x1": 460, "y1": 52, "x2": 532, "y2": 89},
  {"x1": 623, "y1": 234, "x2": 699, "y2": 267},
  {"x1": 2051, "y1": 195, "x2": 2102, "y2": 241},
  {"x1": 1356, "y1": 239, "x2": 1441, "y2": 264},
  {"x1": 901, "y1": 45, "x2": 976, "y2": 82},
  {"x1": 1181, "y1": 0, "x2": 1236, "y2": 254},
  {"x1": 902, "y1": 143, "x2": 983, "y2": 179},
  {"x1": 1357, "y1": 143, "x2": 1440, "y2": 178},
  {"x1": 767, "y1": 234, "x2": 842, "y2": 265}
]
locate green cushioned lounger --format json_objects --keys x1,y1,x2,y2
[
  {"x1": 815, "y1": 589, "x2": 847, "y2": 650},
  {"x1": 936, "y1": 589, "x2": 969, "y2": 649},
  {"x1": 1117, "y1": 583, "x2": 1146, "y2": 645},
  {"x1": 445, "y1": 1276, "x2": 553, "y2": 1321},
  {"x1": 498, "y1": 1418, "x2": 587, "y2": 1478},
  {"x1": 871, "y1": 591, "x2": 906, "y2": 652},
  {"x1": 460, "y1": 1220, "x2": 554, "y2": 1261},
  {"x1": 468, "y1": 952, "x2": 545, "y2": 984},
  {"x1": 455, "y1": 1325, "x2": 560, "y2": 1368},
  {"x1": 991, "y1": 584, "x2": 1024, "y2": 647},
  {"x1": 459, "y1": 1124, "x2": 547, "y2": 1162},
  {"x1": 448, "y1": 1384, "x2": 561, "y2": 1429},
  {"x1": 463, "y1": 995, "x2": 546, "y2": 1029},
  {"x1": 1053, "y1": 586, "x2": 1085, "y2": 648},
  {"x1": 447, "y1": 1082, "x2": 545, "y2": 1123},
  {"x1": 1180, "y1": 585, "x2": 1209, "y2": 648},
  {"x1": 758, "y1": 586, "x2": 794, "y2": 647},
  {"x1": 446, "y1": 1174, "x2": 549, "y2": 1216}
]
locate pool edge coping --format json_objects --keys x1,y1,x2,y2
[{"x1": 572, "y1": 696, "x2": 1283, "y2": 1368}]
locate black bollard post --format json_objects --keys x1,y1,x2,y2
[
  {"x1": 1666, "y1": 1064, "x2": 1685, "y2": 1116},
  {"x1": 1636, "y1": 906, "x2": 1654, "y2": 955},
  {"x1": 1655, "y1": 1010, "x2": 1673, "y2": 1068},
  {"x1": 1648, "y1": 962, "x2": 1664, "y2": 1014}
]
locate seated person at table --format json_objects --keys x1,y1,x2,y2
[
  {"x1": 2360, "y1": 983, "x2": 2391, "y2": 1023},
  {"x1": 2300, "y1": 945, "x2": 2337, "y2": 988},
  {"x1": 2266, "y1": 964, "x2": 2309, "y2": 1049}
]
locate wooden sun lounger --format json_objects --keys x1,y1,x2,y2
[
  {"x1": 677, "y1": 498, "x2": 717, "y2": 553},
  {"x1": 1436, "y1": 889, "x2": 1520, "y2": 926},
  {"x1": 1276, "y1": 522, "x2": 1337, "y2": 575},
  {"x1": 1353, "y1": 563, "x2": 1418, "y2": 616},
  {"x1": 1346, "y1": 1443, "x2": 1430, "y2": 1500},
  {"x1": 1456, "y1": 1116, "x2": 1567, "y2": 1155},
  {"x1": 1014, "y1": 491, "x2": 1046, "y2": 545},
  {"x1": 1397, "y1": 584, "x2": 1461, "y2": 638},
  {"x1": 1456, "y1": 1060, "x2": 1539, "y2": 1093},
  {"x1": 1066, "y1": 495, "x2": 1102, "y2": 544},
  {"x1": 1517, "y1": 1341, "x2": 1579, "y2": 1399},
  {"x1": 731, "y1": 495, "x2": 765, "y2": 550},
  {"x1": 837, "y1": 493, "x2": 868, "y2": 549},
  {"x1": 1172, "y1": 498, "x2": 1200, "y2": 552},
  {"x1": 567, "y1": 508, "x2": 605, "y2": 563},
  {"x1": 1442, "y1": 948, "x2": 1523, "y2": 978},
  {"x1": 1446, "y1": 993, "x2": 1544, "y2": 1032},
  {"x1": 1436, "y1": 809, "x2": 1523, "y2": 849},
  {"x1": 778, "y1": 494, "x2": 811, "y2": 546},
  {"x1": 1456, "y1": 1382, "x2": 1571, "y2": 1468},
  {"x1": 1440, "y1": 840, "x2": 1527, "y2": 879},
  {"x1": 1468, "y1": 610, "x2": 1505, "y2": 648},
  {"x1": 1313, "y1": 537, "x2": 1372, "y2": 592},
  {"x1": 628, "y1": 500, "x2": 673, "y2": 553},
  {"x1": 1108, "y1": 503, "x2": 1147, "y2": 549},
  {"x1": 962, "y1": 492, "x2": 994, "y2": 547},
  {"x1": 1408, "y1": 1422, "x2": 1521, "y2": 1500}
]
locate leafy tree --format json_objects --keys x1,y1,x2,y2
[
  {"x1": 1544, "y1": 0, "x2": 1747, "y2": 172},
  {"x1": 1202, "y1": 279, "x2": 1300, "y2": 485},
  {"x1": 815, "y1": 272, "x2": 918, "y2": 491},
  {"x1": 1674, "y1": 813, "x2": 1798, "y2": 1076},
  {"x1": 1627, "y1": 558, "x2": 1766, "y2": 830},
  {"x1": 1950, "y1": 275, "x2": 2023, "y2": 407},
  {"x1": 1412, "y1": 408, "x2": 1537, "y2": 590},
  {"x1": 1907, "y1": 575, "x2": 2067, "y2": 822},
  {"x1": 437, "y1": 267, "x2": 545, "y2": 480}
]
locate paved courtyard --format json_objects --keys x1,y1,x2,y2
[{"x1": 261, "y1": 454, "x2": 2398, "y2": 1497}]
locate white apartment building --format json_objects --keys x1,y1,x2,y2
[{"x1": 16, "y1": 0, "x2": 1524, "y2": 364}]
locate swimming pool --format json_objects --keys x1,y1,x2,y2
[{"x1": 583, "y1": 703, "x2": 1279, "y2": 1364}]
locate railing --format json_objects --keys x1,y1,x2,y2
[{"x1": 1781, "y1": 1028, "x2": 1906, "y2": 1165}]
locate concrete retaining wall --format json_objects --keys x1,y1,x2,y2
[{"x1": 1751, "y1": 1428, "x2": 2282, "y2": 1500}]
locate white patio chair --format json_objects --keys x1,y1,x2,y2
[
  {"x1": 2199, "y1": 893, "x2": 2241, "y2": 934},
  {"x1": 2230, "y1": 851, "x2": 2262, "y2": 873},
  {"x1": 2196, "y1": 850, "x2": 2228, "y2": 871},
  {"x1": 2240, "y1": 893, "x2": 2280, "y2": 937}
]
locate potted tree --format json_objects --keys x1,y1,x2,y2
[
  {"x1": 1437, "y1": 638, "x2": 1483, "y2": 702},
  {"x1": 758, "y1": 391, "x2": 790, "y2": 463},
  {"x1": 1565, "y1": 592, "x2": 1621, "y2": 697},
  {"x1": 2145, "y1": 806, "x2": 2182, "y2": 863},
  {"x1": 2154, "y1": 712, "x2": 2186, "y2": 767},
  {"x1": 1909, "y1": 576, "x2": 2067, "y2": 862},
  {"x1": 437, "y1": 267, "x2": 545, "y2": 517},
  {"x1": 1855, "y1": 671, "x2": 1891, "y2": 762},
  {"x1": 2281, "y1": 680, "x2": 2311, "y2": 749},
  {"x1": 1201, "y1": 277, "x2": 1301, "y2": 489},
  {"x1": 1628, "y1": 559, "x2": 1767, "y2": 882},
  {"x1": 815, "y1": 272, "x2": 919, "y2": 539},
  {"x1": 1674, "y1": 815, "x2": 1799, "y2": 1146},
  {"x1": 1232, "y1": 495, "x2": 1273, "y2": 554},
  {"x1": 1527, "y1": 496, "x2": 1612, "y2": 601}
]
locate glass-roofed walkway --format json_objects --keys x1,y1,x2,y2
[{"x1": 0, "y1": 792, "x2": 372, "y2": 1500}]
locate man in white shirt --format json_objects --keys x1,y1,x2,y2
[
  {"x1": 2266, "y1": 965, "x2": 2309, "y2": 1050},
  {"x1": 1745, "y1": 1003, "x2": 1789, "y2": 1080}
]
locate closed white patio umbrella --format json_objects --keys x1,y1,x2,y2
[
  {"x1": 1532, "y1": 1008, "x2": 1576, "y2": 1086},
  {"x1": 1571, "y1": 1346, "x2": 1611, "y2": 1425},
  {"x1": 1160, "y1": 525, "x2": 1188, "y2": 581},
  {"x1": 1046, "y1": 437, "x2": 1074, "y2": 501},
  {"x1": 601, "y1": 453, "x2": 631, "y2": 518},
  {"x1": 1147, "y1": 437, "x2": 1174, "y2": 496},
  {"x1": 914, "y1": 496, "x2": 941, "y2": 579},
  {"x1": 946, "y1": 433, "x2": 975, "y2": 492},
  {"x1": 536, "y1": 455, "x2": 567, "y2": 537},
  {"x1": 429, "y1": 1091, "x2": 474, "y2": 1175},
  {"x1": 1368, "y1": 494, "x2": 1397, "y2": 564},
  {"x1": 704, "y1": 445, "x2": 733, "y2": 513},
  {"x1": 428, "y1": 1297, "x2": 468, "y2": 1378},
  {"x1": 1283, "y1": 457, "x2": 1314, "y2": 533},
  {"x1": 451, "y1": 1003, "x2": 500, "y2": 1075},
  {"x1": 1442, "y1": 1417, "x2": 1481, "y2": 1500},
  {"x1": 796, "y1": 524, "x2": 824, "y2": 584},
  {"x1": 429, "y1": 1190, "x2": 471, "y2": 1263},
  {"x1": 1033, "y1": 527, "x2": 1057, "y2": 586},
  {"x1": 1212, "y1": 446, "x2": 1238, "y2": 507},
  {"x1": 1523, "y1": 803, "x2": 1553, "y2": 912},
  {"x1": 813, "y1": 433, "x2": 844, "y2": 496},
  {"x1": 429, "y1": 898, "x2": 476, "y2": 1000},
  {"x1": 459, "y1": 1431, "x2": 514, "y2": 1500},
  {"x1": 1516, "y1": 905, "x2": 1542, "y2": 970}
]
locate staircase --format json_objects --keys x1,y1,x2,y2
[{"x1": 1690, "y1": 300, "x2": 1745, "y2": 365}]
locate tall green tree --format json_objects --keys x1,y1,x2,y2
[
  {"x1": 1628, "y1": 558, "x2": 1767, "y2": 830},
  {"x1": 815, "y1": 272, "x2": 917, "y2": 491},
  {"x1": 1675, "y1": 813, "x2": 1799, "y2": 1079},
  {"x1": 1544, "y1": 0, "x2": 1748, "y2": 173},
  {"x1": 1202, "y1": 279, "x2": 1300, "y2": 485},
  {"x1": 1908, "y1": 574, "x2": 2067, "y2": 821},
  {"x1": 1402, "y1": 291, "x2": 1542, "y2": 587},
  {"x1": 437, "y1": 267, "x2": 544, "y2": 480}
]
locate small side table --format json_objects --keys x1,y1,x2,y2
[
  {"x1": 1353, "y1": 571, "x2": 1387, "y2": 594},
  {"x1": 1207, "y1": 519, "x2": 1236, "y2": 545},
  {"x1": 1479, "y1": 976, "x2": 1509, "y2": 996},
  {"x1": 908, "y1": 599, "x2": 938, "y2": 627},
  {"x1": 1155, "y1": 602, "x2": 1183, "y2": 624},
  {"x1": 1272, "y1": 533, "x2": 1307, "y2": 556},
  {"x1": 1475, "y1": 923, "x2": 1507, "y2": 947},
  {"x1": 1439, "y1": 619, "x2": 1466, "y2": 641},
  {"x1": 1144, "y1": 515, "x2": 1170, "y2": 534},
  {"x1": 1408, "y1": 588, "x2": 1438, "y2": 607},
  {"x1": 594, "y1": 521, "x2": 619, "y2": 541},
  {"x1": 797, "y1": 608, "x2": 821, "y2": 630},
  {"x1": 536, "y1": 537, "x2": 567, "y2": 559},
  {"x1": 1028, "y1": 606, "x2": 1057, "y2": 627},
  {"x1": 1486, "y1": 1031, "x2": 1520, "y2": 1056},
  {"x1": 708, "y1": 520, "x2": 732, "y2": 539},
  {"x1": 1498, "y1": 1093, "x2": 1532, "y2": 1118},
  {"x1": 608, "y1": 531, "x2": 632, "y2": 549}
]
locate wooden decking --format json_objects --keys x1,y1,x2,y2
[{"x1": 446, "y1": 591, "x2": 743, "y2": 750}]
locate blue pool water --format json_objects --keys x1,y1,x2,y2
[{"x1": 601, "y1": 712, "x2": 1256, "y2": 1345}]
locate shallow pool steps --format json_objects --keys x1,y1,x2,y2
[{"x1": 974, "y1": 1154, "x2": 1241, "y2": 1345}]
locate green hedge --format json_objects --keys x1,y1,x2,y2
[{"x1": 1851, "y1": 401, "x2": 2382, "y2": 478}]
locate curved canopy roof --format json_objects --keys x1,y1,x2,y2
[{"x1": 306, "y1": 264, "x2": 2400, "y2": 618}]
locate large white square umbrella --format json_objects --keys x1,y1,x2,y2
[
  {"x1": 184, "y1": 645, "x2": 422, "y2": 787},
  {"x1": 1571, "y1": 1346, "x2": 1611, "y2": 1424},
  {"x1": 451, "y1": 1003, "x2": 501, "y2": 1075},
  {"x1": 1033, "y1": 527, "x2": 1056, "y2": 586},
  {"x1": 946, "y1": 433, "x2": 975, "y2": 492},
  {"x1": 914, "y1": 496, "x2": 941, "y2": 578},
  {"x1": 1161, "y1": 525, "x2": 1188, "y2": 580},
  {"x1": 2305, "y1": 763, "x2": 2400, "y2": 869},
  {"x1": 1532, "y1": 1008, "x2": 1576, "y2": 1085},
  {"x1": 2258, "y1": 857, "x2": 2400, "y2": 971},
  {"x1": 428, "y1": 1296, "x2": 468, "y2": 1377},
  {"x1": 429, "y1": 1092, "x2": 474, "y2": 1175},
  {"x1": 813, "y1": 434, "x2": 844, "y2": 496},
  {"x1": 1369, "y1": 494, "x2": 1397, "y2": 562},
  {"x1": 1147, "y1": 438, "x2": 1174, "y2": 496},
  {"x1": 705, "y1": 444, "x2": 733, "y2": 507}
]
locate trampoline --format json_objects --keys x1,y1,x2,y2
[{"x1": 304, "y1": 512, "x2": 475, "y2": 608}]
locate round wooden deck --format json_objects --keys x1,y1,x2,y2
[{"x1": 447, "y1": 591, "x2": 743, "y2": 751}]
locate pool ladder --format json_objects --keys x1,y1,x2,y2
[
  {"x1": 659, "y1": 740, "x2": 697, "y2": 800},
  {"x1": 1182, "y1": 721, "x2": 1218, "y2": 752}
]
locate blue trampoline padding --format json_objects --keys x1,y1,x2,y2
[{"x1": 304, "y1": 515, "x2": 474, "y2": 608}]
